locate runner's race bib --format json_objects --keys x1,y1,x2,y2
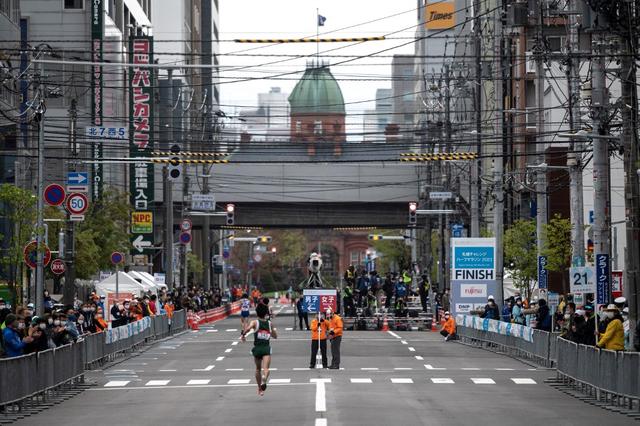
[{"x1": 256, "y1": 330, "x2": 271, "y2": 341}]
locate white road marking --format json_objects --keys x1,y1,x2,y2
[
  {"x1": 187, "y1": 379, "x2": 211, "y2": 385},
  {"x1": 527, "y1": 368, "x2": 538, "y2": 371},
  {"x1": 387, "y1": 331, "x2": 402, "y2": 339},
  {"x1": 471, "y1": 378, "x2": 496, "y2": 384},
  {"x1": 401, "y1": 340, "x2": 408, "y2": 345},
  {"x1": 394, "y1": 367, "x2": 413, "y2": 370},
  {"x1": 495, "y1": 368, "x2": 515, "y2": 371},
  {"x1": 271, "y1": 368, "x2": 278, "y2": 371},
  {"x1": 431, "y1": 378, "x2": 455, "y2": 384},
  {"x1": 293, "y1": 367, "x2": 310, "y2": 371},
  {"x1": 350, "y1": 378, "x2": 373, "y2": 383},
  {"x1": 104, "y1": 381, "x2": 130, "y2": 387},
  {"x1": 361, "y1": 368, "x2": 379, "y2": 371},
  {"x1": 138, "y1": 357, "x2": 158, "y2": 360},
  {"x1": 311, "y1": 379, "x2": 331, "y2": 412},
  {"x1": 414, "y1": 356, "x2": 424, "y2": 361},
  {"x1": 226, "y1": 329, "x2": 238, "y2": 332},
  {"x1": 191, "y1": 331, "x2": 199, "y2": 333},
  {"x1": 120, "y1": 363, "x2": 147, "y2": 366},
  {"x1": 193, "y1": 365, "x2": 215, "y2": 372},
  {"x1": 461, "y1": 368, "x2": 480, "y2": 371},
  {"x1": 159, "y1": 369, "x2": 176, "y2": 372},
  {"x1": 231, "y1": 341, "x2": 239, "y2": 346},
  {"x1": 424, "y1": 364, "x2": 446, "y2": 370},
  {"x1": 228, "y1": 379, "x2": 250, "y2": 384},
  {"x1": 205, "y1": 330, "x2": 218, "y2": 333},
  {"x1": 145, "y1": 380, "x2": 171, "y2": 386},
  {"x1": 315, "y1": 419, "x2": 327, "y2": 426},
  {"x1": 226, "y1": 368, "x2": 244, "y2": 371},
  {"x1": 269, "y1": 379, "x2": 291, "y2": 384},
  {"x1": 390, "y1": 378, "x2": 413, "y2": 384},
  {"x1": 225, "y1": 348, "x2": 232, "y2": 353},
  {"x1": 147, "y1": 353, "x2": 167, "y2": 355},
  {"x1": 216, "y1": 356, "x2": 225, "y2": 361},
  {"x1": 285, "y1": 327, "x2": 293, "y2": 331},
  {"x1": 408, "y1": 347, "x2": 416, "y2": 352},
  {"x1": 511, "y1": 378, "x2": 537, "y2": 384}
]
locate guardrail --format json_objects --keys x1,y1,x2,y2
[
  {"x1": 556, "y1": 337, "x2": 640, "y2": 408},
  {"x1": 0, "y1": 310, "x2": 187, "y2": 411},
  {"x1": 455, "y1": 315, "x2": 556, "y2": 367}
]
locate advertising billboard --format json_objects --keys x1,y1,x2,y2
[{"x1": 425, "y1": 2, "x2": 455, "y2": 30}]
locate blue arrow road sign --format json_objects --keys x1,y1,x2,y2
[{"x1": 67, "y1": 172, "x2": 88, "y2": 185}]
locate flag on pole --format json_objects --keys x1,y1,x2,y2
[{"x1": 317, "y1": 14, "x2": 327, "y2": 26}]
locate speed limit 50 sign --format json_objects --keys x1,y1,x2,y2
[{"x1": 66, "y1": 193, "x2": 89, "y2": 215}]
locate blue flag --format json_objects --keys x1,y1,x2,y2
[{"x1": 318, "y1": 14, "x2": 327, "y2": 26}]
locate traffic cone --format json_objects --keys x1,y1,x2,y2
[
  {"x1": 431, "y1": 314, "x2": 437, "y2": 332},
  {"x1": 381, "y1": 315, "x2": 389, "y2": 332}
]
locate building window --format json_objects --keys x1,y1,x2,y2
[
  {"x1": 314, "y1": 120, "x2": 323, "y2": 135},
  {"x1": 350, "y1": 251, "x2": 360, "y2": 265},
  {"x1": 295, "y1": 121, "x2": 302, "y2": 134},
  {"x1": 64, "y1": 0, "x2": 84, "y2": 9}
]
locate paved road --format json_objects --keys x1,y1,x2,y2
[{"x1": 15, "y1": 306, "x2": 628, "y2": 426}]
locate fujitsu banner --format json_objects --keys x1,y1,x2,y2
[
  {"x1": 450, "y1": 238, "x2": 497, "y2": 316},
  {"x1": 129, "y1": 36, "x2": 154, "y2": 256},
  {"x1": 91, "y1": 0, "x2": 104, "y2": 199}
]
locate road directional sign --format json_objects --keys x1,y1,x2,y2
[
  {"x1": 50, "y1": 259, "x2": 66, "y2": 275},
  {"x1": 67, "y1": 172, "x2": 89, "y2": 185},
  {"x1": 44, "y1": 184, "x2": 66, "y2": 206},
  {"x1": 132, "y1": 235, "x2": 152, "y2": 253},
  {"x1": 66, "y1": 193, "x2": 89, "y2": 215}
]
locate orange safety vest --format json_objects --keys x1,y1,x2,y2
[
  {"x1": 328, "y1": 315, "x2": 343, "y2": 337},
  {"x1": 165, "y1": 304, "x2": 174, "y2": 319},
  {"x1": 442, "y1": 317, "x2": 456, "y2": 335},
  {"x1": 311, "y1": 319, "x2": 328, "y2": 340}
]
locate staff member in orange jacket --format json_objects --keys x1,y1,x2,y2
[
  {"x1": 440, "y1": 311, "x2": 456, "y2": 341},
  {"x1": 309, "y1": 312, "x2": 328, "y2": 368},
  {"x1": 326, "y1": 308, "x2": 343, "y2": 369}
]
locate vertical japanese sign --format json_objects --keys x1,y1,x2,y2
[
  {"x1": 450, "y1": 238, "x2": 497, "y2": 316},
  {"x1": 537, "y1": 256, "x2": 548, "y2": 289},
  {"x1": 595, "y1": 254, "x2": 610, "y2": 305},
  {"x1": 129, "y1": 36, "x2": 154, "y2": 256},
  {"x1": 91, "y1": 0, "x2": 104, "y2": 200}
]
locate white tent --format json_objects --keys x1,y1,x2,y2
[
  {"x1": 128, "y1": 270, "x2": 159, "y2": 294},
  {"x1": 95, "y1": 271, "x2": 146, "y2": 298},
  {"x1": 139, "y1": 271, "x2": 168, "y2": 290}
]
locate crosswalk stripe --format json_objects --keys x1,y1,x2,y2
[
  {"x1": 216, "y1": 356, "x2": 225, "y2": 361},
  {"x1": 104, "y1": 381, "x2": 130, "y2": 387},
  {"x1": 431, "y1": 378, "x2": 455, "y2": 384},
  {"x1": 285, "y1": 327, "x2": 293, "y2": 331},
  {"x1": 225, "y1": 348, "x2": 233, "y2": 353},
  {"x1": 361, "y1": 368, "x2": 379, "y2": 371},
  {"x1": 511, "y1": 378, "x2": 537, "y2": 384},
  {"x1": 269, "y1": 379, "x2": 291, "y2": 384},
  {"x1": 226, "y1": 368, "x2": 244, "y2": 371},
  {"x1": 228, "y1": 379, "x2": 250, "y2": 384},
  {"x1": 414, "y1": 356, "x2": 424, "y2": 360},
  {"x1": 350, "y1": 378, "x2": 373, "y2": 383},
  {"x1": 471, "y1": 378, "x2": 495, "y2": 384},
  {"x1": 394, "y1": 367, "x2": 413, "y2": 370},
  {"x1": 187, "y1": 379, "x2": 211, "y2": 385},
  {"x1": 231, "y1": 341, "x2": 239, "y2": 346},
  {"x1": 315, "y1": 419, "x2": 327, "y2": 426},
  {"x1": 205, "y1": 330, "x2": 218, "y2": 333},
  {"x1": 462, "y1": 367, "x2": 480, "y2": 370},
  {"x1": 145, "y1": 380, "x2": 171, "y2": 386},
  {"x1": 226, "y1": 329, "x2": 238, "y2": 332},
  {"x1": 408, "y1": 347, "x2": 416, "y2": 352},
  {"x1": 390, "y1": 378, "x2": 413, "y2": 384},
  {"x1": 495, "y1": 368, "x2": 514, "y2": 371}
]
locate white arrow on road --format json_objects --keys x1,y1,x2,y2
[{"x1": 133, "y1": 235, "x2": 152, "y2": 252}]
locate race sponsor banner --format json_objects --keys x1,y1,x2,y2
[
  {"x1": 450, "y1": 238, "x2": 497, "y2": 317},
  {"x1": 456, "y1": 314, "x2": 534, "y2": 342},
  {"x1": 105, "y1": 316, "x2": 151, "y2": 344},
  {"x1": 129, "y1": 36, "x2": 154, "y2": 255}
]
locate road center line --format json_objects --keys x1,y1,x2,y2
[{"x1": 315, "y1": 419, "x2": 327, "y2": 426}]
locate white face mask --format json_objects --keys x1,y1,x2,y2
[
  {"x1": 54, "y1": 320, "x2": 61, "y2": 326},
  {"x1": 47, "y1": 318, "x2": 53, "y2": 325},
  {"x1": 39, "y1": 323, "x2": 46, "y2": 330},
  {"x1": 18, "y1": 323, "x2": 25, "y2": 330},
  {"x1": 0, "y1": 305, "x2": 5, "y2": 310},
  {"x1": 605, "y1": 312, "x2": 614, "y2": 319},
  {"x1": 78, "y1": 318, "x2": 84, "y2": 324}
]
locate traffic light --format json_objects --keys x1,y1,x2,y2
[
  {"x1": 409, "y1": 202, "x2": 417, "y2": 226},
  {"x1": 258, "y1": 236, "x2": 272, "y2": 243},
  {"x1": 368, "y1": 234, "x2": 383, "y2": 241},
  {"x1": 168, "y1": 144, "x2": 181, "y2": 181},
  {"x1": 225, "y1": 204, "x2": 235, "y2": 225}
]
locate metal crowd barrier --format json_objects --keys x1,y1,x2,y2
[
  {"x1": 556, "y1": 337, "x2": 640, "y2": 408},
  {"x1": 0, "y1": 309, "x2": 189, "y2": 411}
]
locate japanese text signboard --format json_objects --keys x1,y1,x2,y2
[
  {"x1": 302, "y1": 289, "x2": 338, "y2": 313},
  {"x1": 450, "y1": 238, "x2": 497, "y2": 316},
  {"x1": 596, "y1": 254, "x2": 610, "y2": 305},
  {"x1": 91, "y1": 0, "x2": 104, "y2": 199},
  {"x1": 129, "y1": 36, "x2": 154, "y2": 256}
]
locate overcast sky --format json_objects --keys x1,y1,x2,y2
[{"x1": 218, "y1": 0, "x2": 417, "y2": 122}]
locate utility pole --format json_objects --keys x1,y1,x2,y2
[
  {"x1": 567, "y1": 0, "x2": 585, "y2": 267},
  {"x1": 202, "y1": 107, "x2": 212, "y2": 291},
  {"x1": 471, "y1": 0, "x2": 482, "y2": 237},
  {"x1": 34, "y1": 61, "x2": 45, "y2": 316},
  {"x1": 164, "y1": 68, "x2": 174, "y2": 289},
  {"x1": 493, "y1": 3, "x2": 505, "y2": 304},
  {"x1": 621, "y1": 4, "x2": 640, "y2": 347},
  {"x1": 591, "y1": 33, "x2": 611, "y2": 305},
  {"x1": 63, "y1": 98, "x2": 78, "y2": 305},
  {"x1": 534, "y1": 0, "x2": 548, "y2": 279}
]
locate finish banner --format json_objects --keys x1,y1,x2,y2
[
  {"x1": 129, "y1": 36, "x2": 154, "y2": 256},
  {"x1": 91, "y1": 0, "x2": 104, "y2": 200},
  {"x1": 450, "y1": 238, "x2": 497, "y2": 316}
]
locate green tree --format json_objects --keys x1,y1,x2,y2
[
  {"x1": 75, "y1": 189, "x2": 130, "y2": 279},
  {"x1": 542, "y1": 214, "x2": 572, "y2": 293},
  {"x1": 0, "y1": 184, "x2": 36, "y2": 306},
  {"x1": 504, "y1": 219, "x2": 537, "y2": 299},
  {"x1": 372, "y1": 231, "x2": 411, "y2": 273}
]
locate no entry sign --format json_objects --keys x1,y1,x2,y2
[{"x1": 44, "y1": 184, "x2": 66, "y2": 206}]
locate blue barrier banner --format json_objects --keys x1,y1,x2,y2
[
  {"x1": 456, "y1": 315, "x2": 534, "y2": 342},
  {"x1": 105, "y1": 317, "x2": 151, "y2": 344}
]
